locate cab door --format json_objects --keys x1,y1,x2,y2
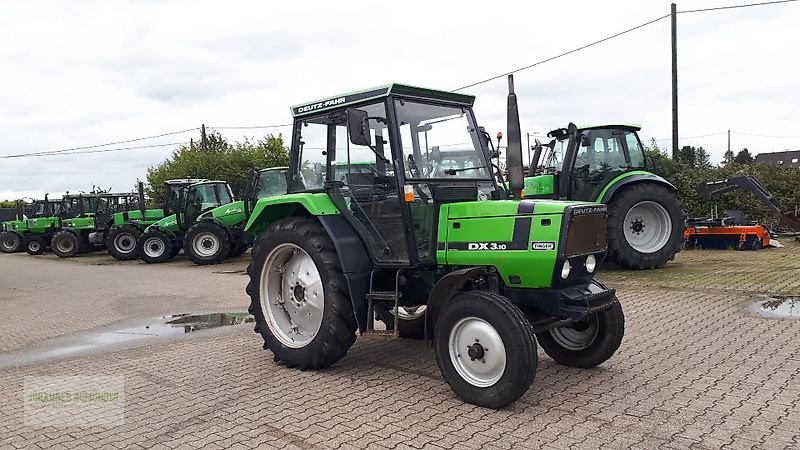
[{"x1": 569, "y1": 129, "x2": 629, "y2": 201}]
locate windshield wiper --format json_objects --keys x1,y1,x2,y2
[{"x1": 444, "y1": 165, "x2": 488, "y2": 175}]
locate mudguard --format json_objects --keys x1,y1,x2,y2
[{"x1": 597, "y1": 172, "x2": 676, "y2": 204}]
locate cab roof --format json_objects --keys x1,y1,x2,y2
[
  {"x1": 291, "y1": 84, "x2": 475, "y2": 118},
  {"x1": 577, "y1": 124, "x2": 642, "y2": 131}
]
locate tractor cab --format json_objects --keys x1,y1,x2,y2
[
  {"x1": 245, "y1": 168, "x2": 288, "y2": 215},
  {"x1": 176, "y1": 181, "x2": 234, "y2": 231},
  {"x1": 525, "y1": 124, "x2": 647, "y2": 201},
  {"x1": 162, "y1": 179, "x2": 208, "y2": 217}
]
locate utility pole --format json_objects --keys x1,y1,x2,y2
[
  {"x1": 727, "y1": 130, "x2": 730, "y2": 154},
  {"x1": 671, "y1": 3, "x2": 679, "y2": 160},
  {"x1": 190, "y1": 138, "x2": 194, "y2": 150},
  {"x1": 200, "y1": 124, "x2": 208, "y2": 151}
]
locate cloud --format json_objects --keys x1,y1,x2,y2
[{"x1": 1, "y1": 0, "x2": 798, "y2": 199}]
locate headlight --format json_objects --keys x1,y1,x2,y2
[
  {"x1": 585, "y1": 254, "x2": 597, "y2": 273},
  {"x1": 560, "y1": 260, "x2": 572, "y2": 279}
]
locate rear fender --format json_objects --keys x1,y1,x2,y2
[{"x1": 598, "y1": 173, "x2": 676, "y2": 204}]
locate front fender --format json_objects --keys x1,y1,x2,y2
[{"x1": 425, "y1": 267, "x2": 490, "y2": 336}]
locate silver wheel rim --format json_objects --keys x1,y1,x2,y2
[
  {"x1": 260, "y1": 243, "x2": 324, "y2": 349},
  {"x1": 623, "y1": 201, "x2": 672, "y2": 254},
  {"x1": 448, "y1": 317, "x2": 506, "y2": 388},
  {"x1": 56, "y1": 237, "x2": 74, "y2": 253},
  {"x1": 2, "y1": 237, "x2": 16, "y2": 250},
  {"x1": 114, "y1": 232, "x2": 136, "y2": 254},
  {"x1": 549, "y1": 318, "x2": 599, "y2": 351},
  {"x1": 143, "y1": 237, "x2": 165, "y2": 258},
  {"x1": 192, "y1": 232, "x2": 219, "y2": 257},
  {"x1": 28, "y1": 241, "x2": 41, "y2": 252}
]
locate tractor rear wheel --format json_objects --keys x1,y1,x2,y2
[
  {"x1": 433, "y1": 291, "x2": 537, "y2": 409},
  {"x1": 536, "y1": 300, "x2": 624, "y2": 368},
  {"x1": 106, "y1": 225, "x2": 141, "y2": 261},
  {"x1": 51, "y1": 231, "x2": 80, "y2": 258},
  {"x1": 227, "y1": 240, "x2": 249, "y2": 258},
  {"x1": 184, "y1": 221, "x2": 230, "y2": 265},
  {"x1": 607, "y1": 183, "x2": 683, "y2": 269},
  {"x1": 24, "y1": 235, "x2": 47, "y2": 255},
  {"x1": 247, "y1": 217, "x2": 357, "y2": 370},
  {"x1": 137, "y1": 229, "x2": 176, "y2": 264},
  {"x1": 0, "y1": 232, "x2": 22, "y2": 253}
]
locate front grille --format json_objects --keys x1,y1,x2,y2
[{"x1": 564, "y1": 207, "x2": 607, "y2": 257}]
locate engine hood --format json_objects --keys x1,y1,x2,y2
[{"x1": 445, "y1": 200, "x2": 593, "y2": 220}]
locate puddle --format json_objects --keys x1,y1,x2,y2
[
  {"x1": 749, "y1": 295, "x2": 800, "y2": 319},
  {"x1": 212, "y1": 269, "x2": 247, "y2": 275},
  {"x1": 0, "y1": 312, "x2": 253, "y2": 369}
]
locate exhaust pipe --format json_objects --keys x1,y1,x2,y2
[
  {"x1": 506, "y1": 75, "x2": 524, "y2": 200},
  {"x1": 137, "y1": 181, "x2": 146, "y2": 214}
]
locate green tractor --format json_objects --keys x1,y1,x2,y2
[
  {"x1": 136, "y1": 167, "x2": 288, "y2": 265},
  {"x1": 50, "y1": 191, "x2": 141, "y2": 258},
  {"x1": 244, "y1": 80, "x2": 624, "y2": 408},
  {"x1": 105, "y1": 179, "x2": 206, "y2": 261},
  {"x1": 0, "y1": 197, "x2": 62, "y2": 254},
  {"x1": 524, "y1": 124, "x2": 683, "y2": 269}
]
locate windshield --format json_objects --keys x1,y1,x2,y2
[
  {"x1": 395, "y1": 101, "x2": 490, "y2": 180},
  {"x1": 255, "y1": 169, "x2": 288, "y2": 198}
]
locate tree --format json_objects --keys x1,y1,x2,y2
[
  {"x1": 694, "y1": 147, "x2": 711, "y2": 168},
  {"x1": 145, "y1": 131, "x2": 289, "y2": 204},
  {"x1": 734, "y1": 148, "x2": 754, "y2": 165},
  {"x1": 722, "y1": 149, "x2": 735, "y2": 166},
  {"x1": 678, "y1": 146, "x2": 697, "y2": 167}
]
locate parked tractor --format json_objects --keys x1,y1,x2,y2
[
  {"x1": 51, "y1": 192, "x2": 141, "y2": 258},
  {"x1": 137, "y1": 167, "x2": 288, "y2": 265},
  {"x1": 524, "y1": 124, "x2": 684, "y2": 269},
  {"x1": 0, "y1": 196, "x2": 62, "y2": 254},
  {"x1": 244, "y1": 80, "x2": 624, "y2": 408},
  {"x1": 106, "y1": 179, "x2": 206, "y2": 260}
]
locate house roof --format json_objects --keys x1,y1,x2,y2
[{"x1": 755, "y1": 150, "x2": 800, "y2": 167}]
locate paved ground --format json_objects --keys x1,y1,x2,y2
[{"x1": 1, "y1": 242, "x2": 799, "y2": 449}]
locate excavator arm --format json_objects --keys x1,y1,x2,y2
[{"x1": 697, "y1": 176, "x2": 800, "y2": 231}]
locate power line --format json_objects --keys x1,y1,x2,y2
[
  {"x1": 731, "y1": 131, "x2": 800, "y2": 139},
  {"x1": 452, "y1": 14, "x2": 670, "y2": 91},
  {"x1": 678, "y1": 0, "x2": 798, "y2": 14},
  {"x1": 0, "y1": 127, "x2": 198, "y2": 159},
  {"x1": 207, "y1": 124, "x2": 292, "y2": 130},
  {"x1": 655, "y1": 132, "x2": 727, "y2": 142},
  {"x1": 0, "y1": 142, "x2": 187, "y2": 160}
]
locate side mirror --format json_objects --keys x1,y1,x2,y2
[
  {"x1": 580, "y1": 134, "x2": 591, "y2": 147},
  {"x1": 346, "y1": 109, "x2": 371, "y2": 147}
]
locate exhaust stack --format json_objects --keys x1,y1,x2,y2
[
  {"x1": 137, "y1": 181, "x2": 146, "y2": 214},
  {"x1": 506, "y1": 75, "x2": 524, "y2": 200}
]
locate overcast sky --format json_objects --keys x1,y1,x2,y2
[{"x1": 1, "y1": 0, "x2": 798, "y2": 200}]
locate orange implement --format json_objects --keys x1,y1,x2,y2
[{"x1": 684, "y1": 224, "x2": 770, "y2": 250}]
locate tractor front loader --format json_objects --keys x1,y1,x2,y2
[
  {"x1": 137, "y1": 168, "x2": 288, "y2": 265},
  {"x1": 696, "y1": 175, "x2": 800, "y2": 231},
  {"x1": 244, "y1": 79, "x2": 624, "y2": 409},
  {"x1": 106, "y1": 180, "x2": 205, "y2": 261},
  {"x1": 524, "y1": 124, "x2": 684, "y2": 269}
]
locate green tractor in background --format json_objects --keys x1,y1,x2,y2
[
  {"x1": 525, "y1": 124, "x2": 683, "y2": 269},
  {"x1": 50, "y1": 191, "x2": 141, "y2": 258},
  {"x1": 137, "y1": 167, "x2": 288, "y2": 265},
  {"x1": 244, "y1": 80, "x2": 624, "y2": 408},
  {"x1": 0, "y1": 196, "x2": 62, "y2": 254},
  {"x1": 105, "y1": 179, "x2": 206, "y2": 261}
]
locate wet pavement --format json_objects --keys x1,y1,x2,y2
[
  {"x1": 749, "y1": 295, "x2": 800, "y2": 319},
  {"x1": 2, "y1": 243, "x2": 800, "y2": 449}
]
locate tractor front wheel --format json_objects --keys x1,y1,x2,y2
[
  {"x1": 137, "y1": 229, "x2": 176, "y2": 264},
  {"x1": 184, "y1": 222, "x2": 230, "y2": 265},
  {"x1": 536, "y1": 300, "x2": 624, "y2": 368},
  {"x1": 434, "y1": 291, "x2": 537, "y2": 409},
  {"x1": 24, "y1": 235, "x2": 47, "y2": 255},
  {"x1": 51, "y1": 231, "x2": 80, "y2": 258},
  {"x1": 0, "y1": 232, "x2": 22, "y2": 253},
  {"x1": 106, "y1": 225, "x2": 141, "y2": 261},
  {"x1": 247, "y1": 217, "x2": 357, "y2": 369},
  {"x1": 607, "y1": 183, "x2": 684, "y2": 269}
]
